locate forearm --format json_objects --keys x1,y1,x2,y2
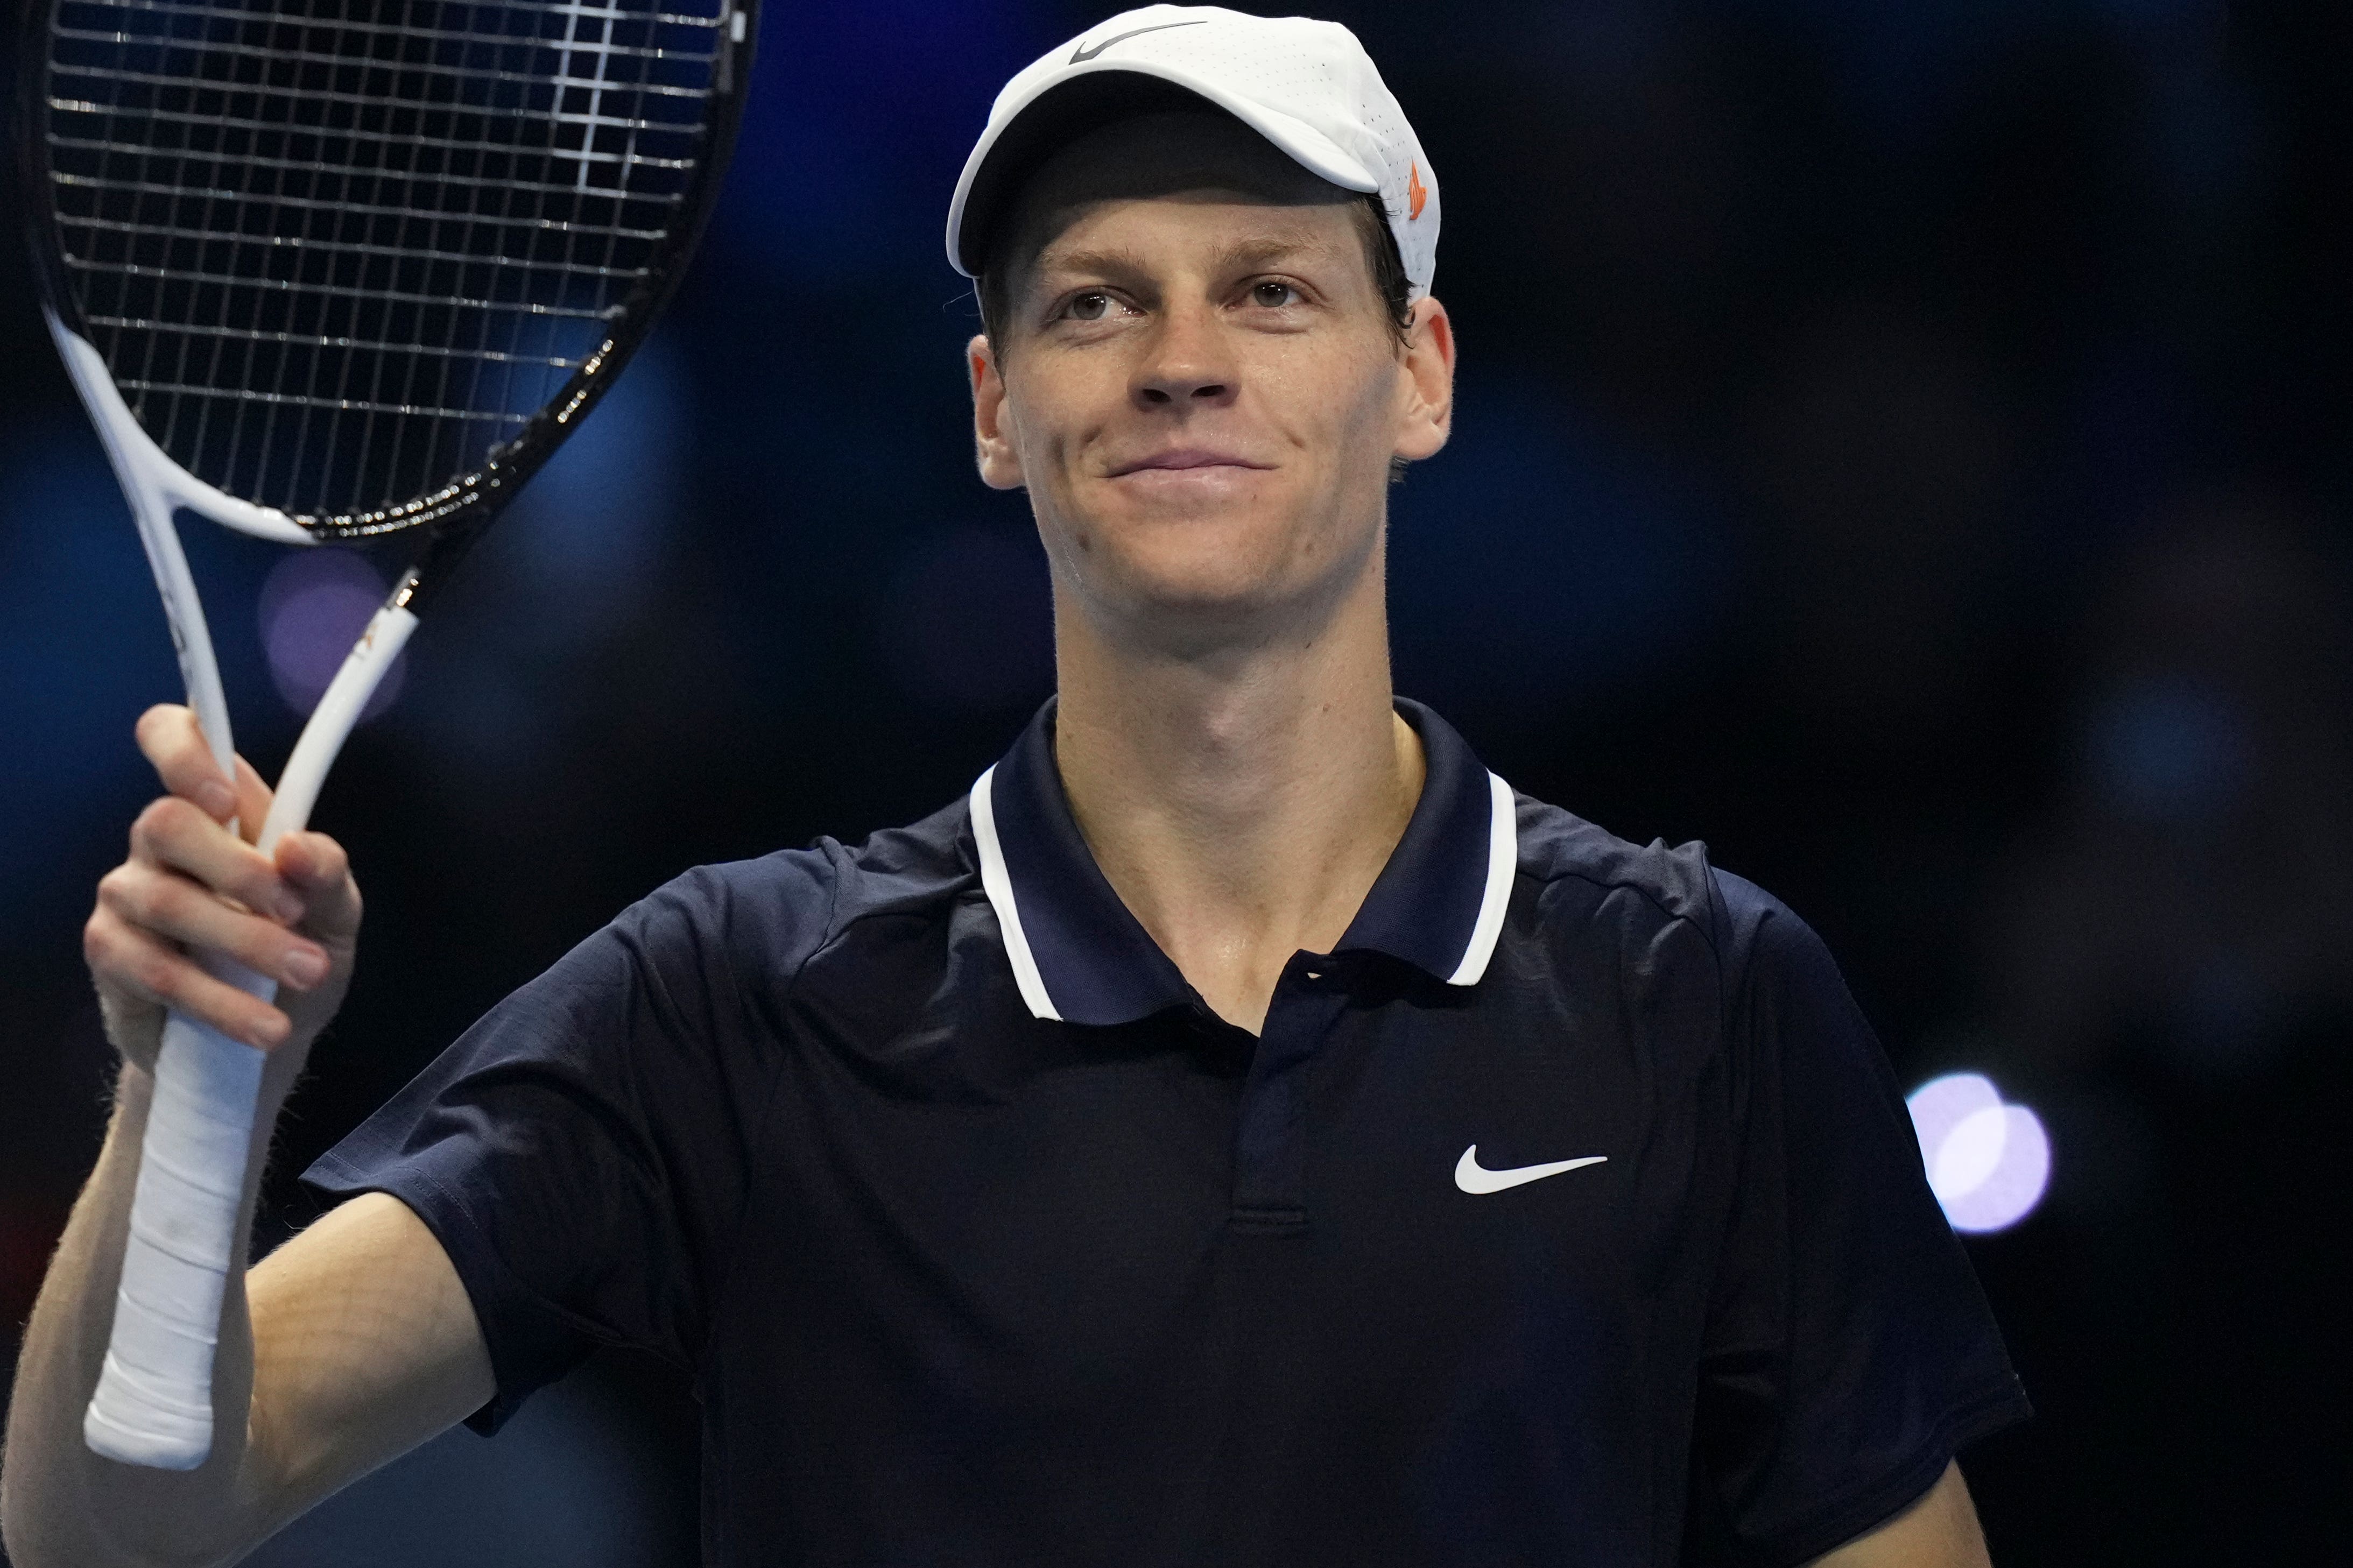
[{"x1": 2, "y1": 1060, "x2": 293, "y2": 1568}]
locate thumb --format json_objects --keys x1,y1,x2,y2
[
  {"x1": 273, "y1": 830, "x2": 362, "y2": 945},
  {"x1": 233, "y1": 752, "x2": 276, "y2": 846}
]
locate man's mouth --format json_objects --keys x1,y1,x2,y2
[{"x1": 1107, "y1": 448, "x2": 1273, "y2": 476}]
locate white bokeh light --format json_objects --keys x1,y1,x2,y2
[{"x1": 1906, "y1": 1072, "x2": 2051, "y2": 1233}]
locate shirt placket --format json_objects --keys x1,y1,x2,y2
[{"x1": 1227, "y1": 953, "x2": 1348, "y2": 1232}]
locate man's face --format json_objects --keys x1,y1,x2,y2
[{"x1": 969, "y1": 112, "x2": 1452, "y2": 649}]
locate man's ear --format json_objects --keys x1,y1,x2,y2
[
  {"x1": 969, "y1": 334, "x2": 1025, "y2": 491},
  {"x1": 1392, "y1": 296, "x2": 1455, "y2": 464}
]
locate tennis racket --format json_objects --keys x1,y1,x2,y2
[{"x1": 23, "y1": 0, "x2": 758, "y2": 1469}]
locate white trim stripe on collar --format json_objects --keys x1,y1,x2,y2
[
  {"x1": 968, "y1": 764, "x2": 1063, "y2": 1022},
  {"x1": 1445, "y1": 771, "x2": 1518, "y2": 986},
  {"x1": 972, "y1": 764, "x2": 1519, "y2": 1021}
]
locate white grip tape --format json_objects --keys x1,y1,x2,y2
[
  {"x1": 84, "y1": 609, "x2": 417, "y2": 1470},
  {"x1": 85, "y1": 997, "x2": 270, "y2": 1470}
]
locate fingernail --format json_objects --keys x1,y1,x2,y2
[
  {"x1": 273, "y1": 889, "x2": 307, "y2": 923},
  {"x1": 198, "y1": 782, "x2": 236, "y2": 820},
  {"x1": 282, "y1": 948, "x2": 328, "y2": 988}
]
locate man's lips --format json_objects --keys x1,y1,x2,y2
[{"x1": 1106, "y1": 449, "x2": 1273, "y2": 477}]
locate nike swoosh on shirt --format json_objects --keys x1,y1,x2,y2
[
  {"x1": 1454, "y1": 1145, "x2": 1608, "y2": 1195},
  {"x1": 1070, "y1": 19, "x2": 1207, "y2": 62}
]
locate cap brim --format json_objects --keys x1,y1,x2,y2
[{"x1": 947, "y1": 63, "x2": 1379, "y2": 279}]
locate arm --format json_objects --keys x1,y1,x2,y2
[
  {"x1": 1807, "y1": 1462, "x2": 1992, "y2": 1568},
  {"x1": 1692, "y1": 878, "x2": 2029, "y2": 1565},
  {"x1": 1, "y1": 707, "x2": 494, "y2": 1568}
]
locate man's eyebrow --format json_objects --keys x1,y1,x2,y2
[
  {"x1": 1030, "y1": 247, "x2": 1151, "y2": 281},
  {"x1": 1210, "y1": 236, "x2": 1337, "y2": 271},
  {"x1": 1030, "y1": 235, "x2": 1344, "y2": 284}
]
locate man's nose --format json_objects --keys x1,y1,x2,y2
[{"x1": 1132, "y1": 302, "x2": 1236, "y2": 408}]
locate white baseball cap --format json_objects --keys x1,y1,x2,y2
[{"x1": 946, "y1": 5, "x2": 1440, "y2": 299}]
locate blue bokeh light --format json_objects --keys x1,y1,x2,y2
[
  {"x1": 1389, "y1": 380, "x2": 1734, "y2": 718},
  {"x1": 714, "y1": 0, "x2": 1047, "y2": 277}
]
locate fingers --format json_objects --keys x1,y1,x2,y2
[
  {"x1": 101, "y1": 710, "x2": 358, "y2": 1059},
  {"x1": 97, "y1": 859, "x2": 329, "y2": 993},
  {"x1": 136, "y1": 704, "x2": 239, "y2": 823},
  {"x1": 85, "y1": 904, "x2": 293, "y2": 1050},
  {"x1": 135, "y1": 703, "x2": 284, "y2": 846},
  {"x1": 130, "y1": 795, "x2": 304, "y2": 924}
]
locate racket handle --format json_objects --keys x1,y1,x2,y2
[
  {"x1": 83, "y1": 598, "x2": 416, "y2": 1468},
  {"x1": 83, "y1": 962, "x2": 276, "y2": 1471}
]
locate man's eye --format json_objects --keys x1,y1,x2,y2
[
  {"x1": 1067, "y1": 292, "x2": 1112, "y2": 321},
  {"x1": 1249, "y1": 281, "x2": 1300, "y2": 308}
]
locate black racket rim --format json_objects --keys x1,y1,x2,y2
[{"x1": 17, "y1": 0, "x2": 761, "y2": 543}]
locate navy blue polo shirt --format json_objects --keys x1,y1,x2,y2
[{"x1": 306, "y1": 698, "x2": 2028, "y2": 1567}]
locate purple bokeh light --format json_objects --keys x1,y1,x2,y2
[
  {"x1": 1905, "y1": 1071, "x2": 2052, "y2": 1234},
  {"x1": 258, "y1": 549, "x2": 404, "y2": 721}
]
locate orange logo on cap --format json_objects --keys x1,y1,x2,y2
[{"x1": 1406, "y1": 161, "x2": 1428, "y2": 221}]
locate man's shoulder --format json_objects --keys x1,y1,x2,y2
[
  {"x1": 625, "y1": 793, "x2": 978, "y2": 960},
  {"x1": 1507, "y1": 789, "x2": 1803, "y2": 968},
  {"x1": 1509, "y1": 789, "x2": 1718, "y2": 929}
]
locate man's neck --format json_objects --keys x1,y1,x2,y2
[{"x1": 1049, "y1": 567, "x2": 1425, "y2": 1035}]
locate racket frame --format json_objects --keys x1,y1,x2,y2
[
  {"x1": 18, "y1": 0, "x2": 762, "y2": 1469},
  {"x1": 18, "y1": 0, "x2": 757, "y2": 553}
]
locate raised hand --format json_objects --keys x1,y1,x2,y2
[{"x1": 85, "y1": 703, "x2": 362, "y2": 1069}]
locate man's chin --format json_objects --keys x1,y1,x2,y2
[
  {"x1": 1046, "y1": 496, "x2": 1375, "y2": 641},
  {"x1": 1078, "y1": 552, "x2": 1363, "y2": 650}
]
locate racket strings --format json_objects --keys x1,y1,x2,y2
[{"x1": 44, "y1": 0, "x2": 728, "y2": 528}]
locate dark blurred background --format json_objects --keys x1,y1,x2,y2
[{"x1": 4, "y1": 0, "x2": 2348, "y2": 1563}]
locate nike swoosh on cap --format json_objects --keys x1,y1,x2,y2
[
  {"x1": 1070, "y1": 19, "x2": 1207, "y2": 63},
  {"x1": 1453, "y1": 1145, "x2": 1608, "y2": 1195}
]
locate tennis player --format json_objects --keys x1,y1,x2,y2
[{"x1": 5, "y1": 9, "x2": 2028, "y2": 1565}]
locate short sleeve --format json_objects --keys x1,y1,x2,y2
[
  {"x1": 1688, "y1": 873, "x2": 2031, "y2": 1565},
  {"x1": 301, "y1": 852, "x2": 837, "y2": 1433}
]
